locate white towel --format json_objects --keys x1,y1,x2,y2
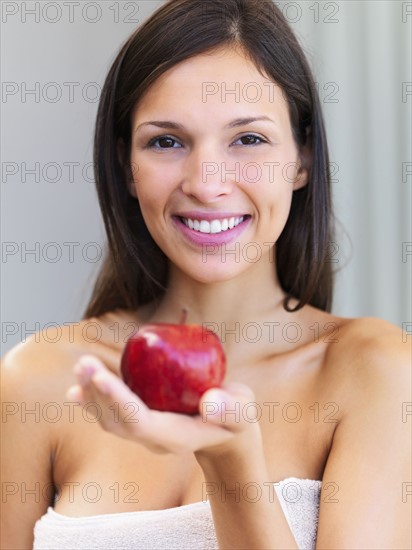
[{"x1": 33, "y1": 477, "x2": 321, "y2": 550}]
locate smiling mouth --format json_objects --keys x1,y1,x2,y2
[{"x1": 177, "y1": 215, "x2": 251, "y2": 234}]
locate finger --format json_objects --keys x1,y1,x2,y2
[
  {"x1": 144, "y1": 408, "x2": 234, "y2": 454},
  {"x1": 66, "y1": 384, "x2": 85, "y2": 402},
  {"x1": 73, "y1": 354, "x2": 108, "y2": 384},
  {"x1": 90, "y1": 369, "x2": 148, "y2": 408},
  {"x1": 73, "y1": 354, "x2": 145, "y2": 411},
  {"x1": 198, "y1": 384, "x2": 256, "y2": 431},
  {"x1": 88, "y1": 369, "x2": 154, "y2": 438},
  {"x1": 70, "y1": 355, "x2": 140, "y2": 433},
  {"x1": 220, "y1": 381, "x2": 256, "y2": 400}
]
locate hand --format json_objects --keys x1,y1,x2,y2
[{"x1": 66, "y1": 354, "x2": 261, "y2": 457}]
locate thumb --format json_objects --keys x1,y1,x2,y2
[
  {"x1": 220, "y1": 381, "x2": 256, "y2": 400},
  {"x1": 198, "y1": 382, "x2": 256, "y2": 429}
]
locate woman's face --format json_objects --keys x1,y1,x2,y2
[{"x1": 127, "y1": 46, "x2": 309, "y2": 283}]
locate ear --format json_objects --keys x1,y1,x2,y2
[
  {"x1": 293, "y1": 128, "x2": 312, "y2": 191},
  {"x1": 117, "y1": 138, "x2": 137, "y2": 198}
]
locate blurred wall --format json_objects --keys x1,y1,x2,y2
[
  {"x1": 279, "y1": 0, "x2": 411, "y2": 328},
  {"x1": 1, "y1": 0, "x2": 411, "y2": 355}
]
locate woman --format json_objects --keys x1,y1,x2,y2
[{"x1": 2, "y1": 0, "x2": 410, "y2": 548}]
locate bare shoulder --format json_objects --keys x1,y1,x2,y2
[
  {"x1": 313, "y1": 317, "x2": 411, "y2": 547},
  {"x1": 0, "y1": 320, "x2": 96, "y2": 550},
  {"x1": 2, "y1": 318, "x2": 88, "y2": 372},
  {"x1": 1, "y1": 315, "x2": 114, "y2": 397},
  {"x1": 0, "y1": 311, "x2": 132, "y2": 549},
  {"x1": 335, "y1": 315, "x2": 406, "y2": 354},
  {"x1": 323, "y1": 316, "x2": 410, "y2": 400},
  {"x1": 1, "y1": 309, "x2": 136, "y2": 410}
]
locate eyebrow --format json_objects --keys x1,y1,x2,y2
[{"x1": 135, "y1": 116, "x2": 277, "y2": 132}]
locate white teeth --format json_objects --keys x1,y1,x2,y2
[
  {"x1": 210, "y1": 220, "x2": 221, "y2": 234},
  {"x1": 182, "y1": 216, "x2": 245, "y2": 234},
  {"x1": 199, "y1": 220, "x2": 210, "y2": 233}
]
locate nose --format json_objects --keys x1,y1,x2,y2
[{"x1": 180, "y1": 144, "x2": 233, "y2": 203}]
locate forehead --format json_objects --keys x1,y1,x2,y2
[{"x1": 132, "y1": 47, "x2": 290, "y2": 123}]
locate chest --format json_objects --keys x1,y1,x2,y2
[{"x1": 51, "y1": 355, "x2": 337, "y2": 516}]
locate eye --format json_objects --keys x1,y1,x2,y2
[
  {"x1": 233, "y1": 134, "x2": 267, "y2": 146},
  {"x1": 145, "y1": 135, "x2": 182, "y2": 149},
  {"x1": 144, "y1": 133, "x2": 268, "y2": 150}
]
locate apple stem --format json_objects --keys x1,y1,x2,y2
[{"x1": 180, "y1": 307, "x2": 189, "y2": 325}]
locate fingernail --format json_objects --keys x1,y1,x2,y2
[{"x1": 84, "y1": 365, "x2": 96, "y2": 375}]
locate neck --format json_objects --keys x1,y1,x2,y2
[{"x1": 146, "y1": 255, "x2": 288, "y2": 361}]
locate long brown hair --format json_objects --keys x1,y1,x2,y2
[{"x1": 83, "y1": 0, "x2": 334, "y2": 319}]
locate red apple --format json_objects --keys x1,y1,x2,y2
[{"x1": 120, "y1": 308, "x2": 226, "y2": 414}]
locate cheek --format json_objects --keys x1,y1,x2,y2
[
  {"x1": 245, "y1": 159, "x2": 295, "y2": 236},
  {"x1": 246, "y1": 161, "x2": 294, "y2": 206},
  {"x1": 129, "y1": 155, "x2": 171, "y2": 210}
]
